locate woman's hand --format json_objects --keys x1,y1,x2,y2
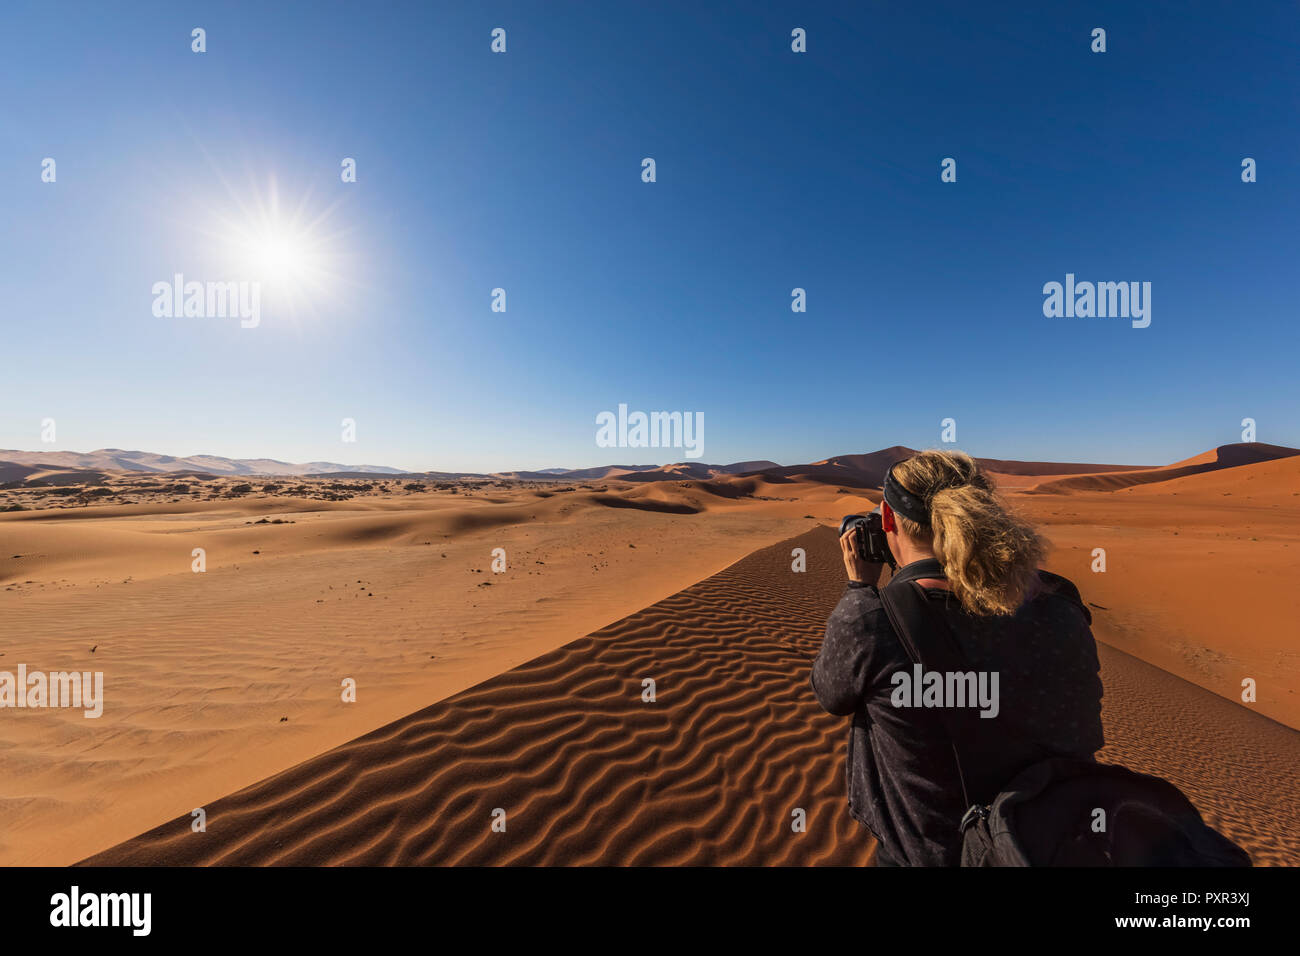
[{"x1": 840, "y1": 525, "x2": 885, "y2": 586}]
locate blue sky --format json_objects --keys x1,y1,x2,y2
[{"x1": 1, "y1": 1, "x2": 1296, "y2": 472}]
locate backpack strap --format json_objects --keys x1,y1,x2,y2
[
  {"x1": 879, "y1": 579, "x2": 980, "y2": 812},
  {"x1": 1034, "y1": 570, "x2": 1092, "y2": 625}
]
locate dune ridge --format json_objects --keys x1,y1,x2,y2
[
  {"x1": 0, "y1": 448, "x2": 403, "y2": 476},
  {"x1": 1025, "y1": 442, "x2": 1300, "y2": 494}
]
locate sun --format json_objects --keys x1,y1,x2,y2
[
  {"x1": 199, "y1": 173, "x2": 354, "y2": 321},
  {"x1": 231, "y1": 211, "x2": 331, "y2": 293},
  {"x1": 244, "y1": 230, "x2": 314, "y2": 283}
]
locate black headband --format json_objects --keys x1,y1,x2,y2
[{"x1": 882, "y1": 463, "x2": 930, "y2": 527}]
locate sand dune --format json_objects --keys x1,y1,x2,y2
[
  {"x1": 76, "y1": 528, "x2": 882, "y2": 865},
  {"x1": 1017, "y1": 454, "x2": 1300, "y2": 729},
  {"x1": 2, "y1": 449, "x2": 788, "y2": 485},
  {"x1": 0, "y1": 462, "x2": 44, "y2": 483},
  {"x1": 80, "y1": 526, "x2": 1299, "y2": 866},
  {"x1": 0, "y1": 476, "x2": 832, "y2": 865},
  {"x1": 498, "y1": 464, "x2": 660, "y2": 481},
  {"x1": 0, "y1": 448, "x2": 402, "y2": 476},
  {"x1": 1026, "y1": 442, "x2": 1300, "y2": 494},
  {"x1": 1119, "y1": 451, "x2": 1300, "y2": 501},
  {"x1": 731, "y1": 445, "x2": 1150, "y2": 492},
  {"x1": 6, "y1": 443, "x2": 1297, "y2": 866},
  {"x1": 612, "y1": 461, "x2": 784, "y2": 483},
  {"x1": 2, "y1": 442, "x2": 1157, "y2": 493},
  {"x1": 975, "y1": 456, "x2": 1152, "y2": 477}
]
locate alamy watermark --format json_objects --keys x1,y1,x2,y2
[
  {"x1": 1042, "y1": 273, "x2": 1150, "y2": 328},
  {"x1": 595, "y1": 403, "x2": 703, "y2": 459},
  {"x1": 152, "y1": 273, "x2": 261, "y2": 328},
  {"x1": 0, "y1": 665, "x2": 104, "y2": 718},
  {"x1": 50, "y1": 886, "x2": 150, "y2": 936},
  {"x1": 890, "y1": 665, "x2": 1000, "y2": 718}
]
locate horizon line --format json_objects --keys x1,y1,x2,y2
[{"x1": 4, "y1": 439, "x2": 1294, "y2": 477}]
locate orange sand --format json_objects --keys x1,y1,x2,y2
[{"x1": 3, "y1": 443, "x2": 1296, "y2": 865}]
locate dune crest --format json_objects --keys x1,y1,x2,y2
[{"x1": 1025, "y1": 442, "x2": 1300, "y2": 494}]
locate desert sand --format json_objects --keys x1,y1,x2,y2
[
  {"x1": 3, "y1": 443, "x2": 1297, "y2": 866},
  {"x1": 81, "y1": 525, "x2": 1300, "y2": 867},
  {"x1": 1018, "y1": 449, "x2": 1300, "y2": 731}
]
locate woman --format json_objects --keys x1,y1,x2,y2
[{"x1": 811, "y1": 449, "x2": 1104, "y2": 866}]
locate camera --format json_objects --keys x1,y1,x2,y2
[{"x1": 838, "y1": 508, "x2": 896, "y2": 569}]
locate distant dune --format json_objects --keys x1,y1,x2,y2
[
  {"x1": 713, "y1": 446, "x2": 1150, "y2": 491},
  {"x1": 4, "y1": 441, "x2": 1292, "y2": 492},
  {"x1": 737, "y1": 445, "x2": 919, "y2": 488},
  {"x1": 498, "y1": 461, "x2": 783, "y2": 482},
  {"x1": 975, "y1": 457, "x2": 1152, "y2": 477},
  {"x1": 0, "y1": 462, "x2": 43, "y2": 483},
  {"x1": 0, "y1": 450, "x2": 785, "y2": 484},
  {"x1": 7, "y1": 468, "x2": 113, "y2": 487},
  {"x1": 1, "y1": 442, "x2": 1171, "y2": 487},
  {"x1": 0, "y1": 448, "x2": 405, "y2": 476},
  {"x1": 1118, "y1": 452, "x2": 1300, "y2": 501},
  {"x1": 612, "y1": 460, "x2": 784, "y2": 483},
  {"x1": 1025, "y1": 443, "x2": 1300, "y2": 494},
  {"x1": 497, "y1": 464, "x2": 661, "y2": 481}
]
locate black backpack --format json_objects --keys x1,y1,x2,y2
[{"x1": 879, "y1": 574, "x2": 1252, "y2": 867}]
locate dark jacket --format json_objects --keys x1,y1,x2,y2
[{"x1": 810, "y1": 558, "x2": 1104, "y2": 866}]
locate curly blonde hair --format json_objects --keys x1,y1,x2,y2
[{"x1": 890, "y1": 450, "x2": 1046, "y2": 616}]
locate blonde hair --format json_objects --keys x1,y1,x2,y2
[{"x1": 890, "y1": 450, "x2": 1046, "y2": 616}]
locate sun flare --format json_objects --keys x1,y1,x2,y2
[
  {"x1": 244, "y1": 230, "x2": 314, "y2": 282},
  {"x1": 200, "y1": 173, "x2": 354, "y2": 322}
]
